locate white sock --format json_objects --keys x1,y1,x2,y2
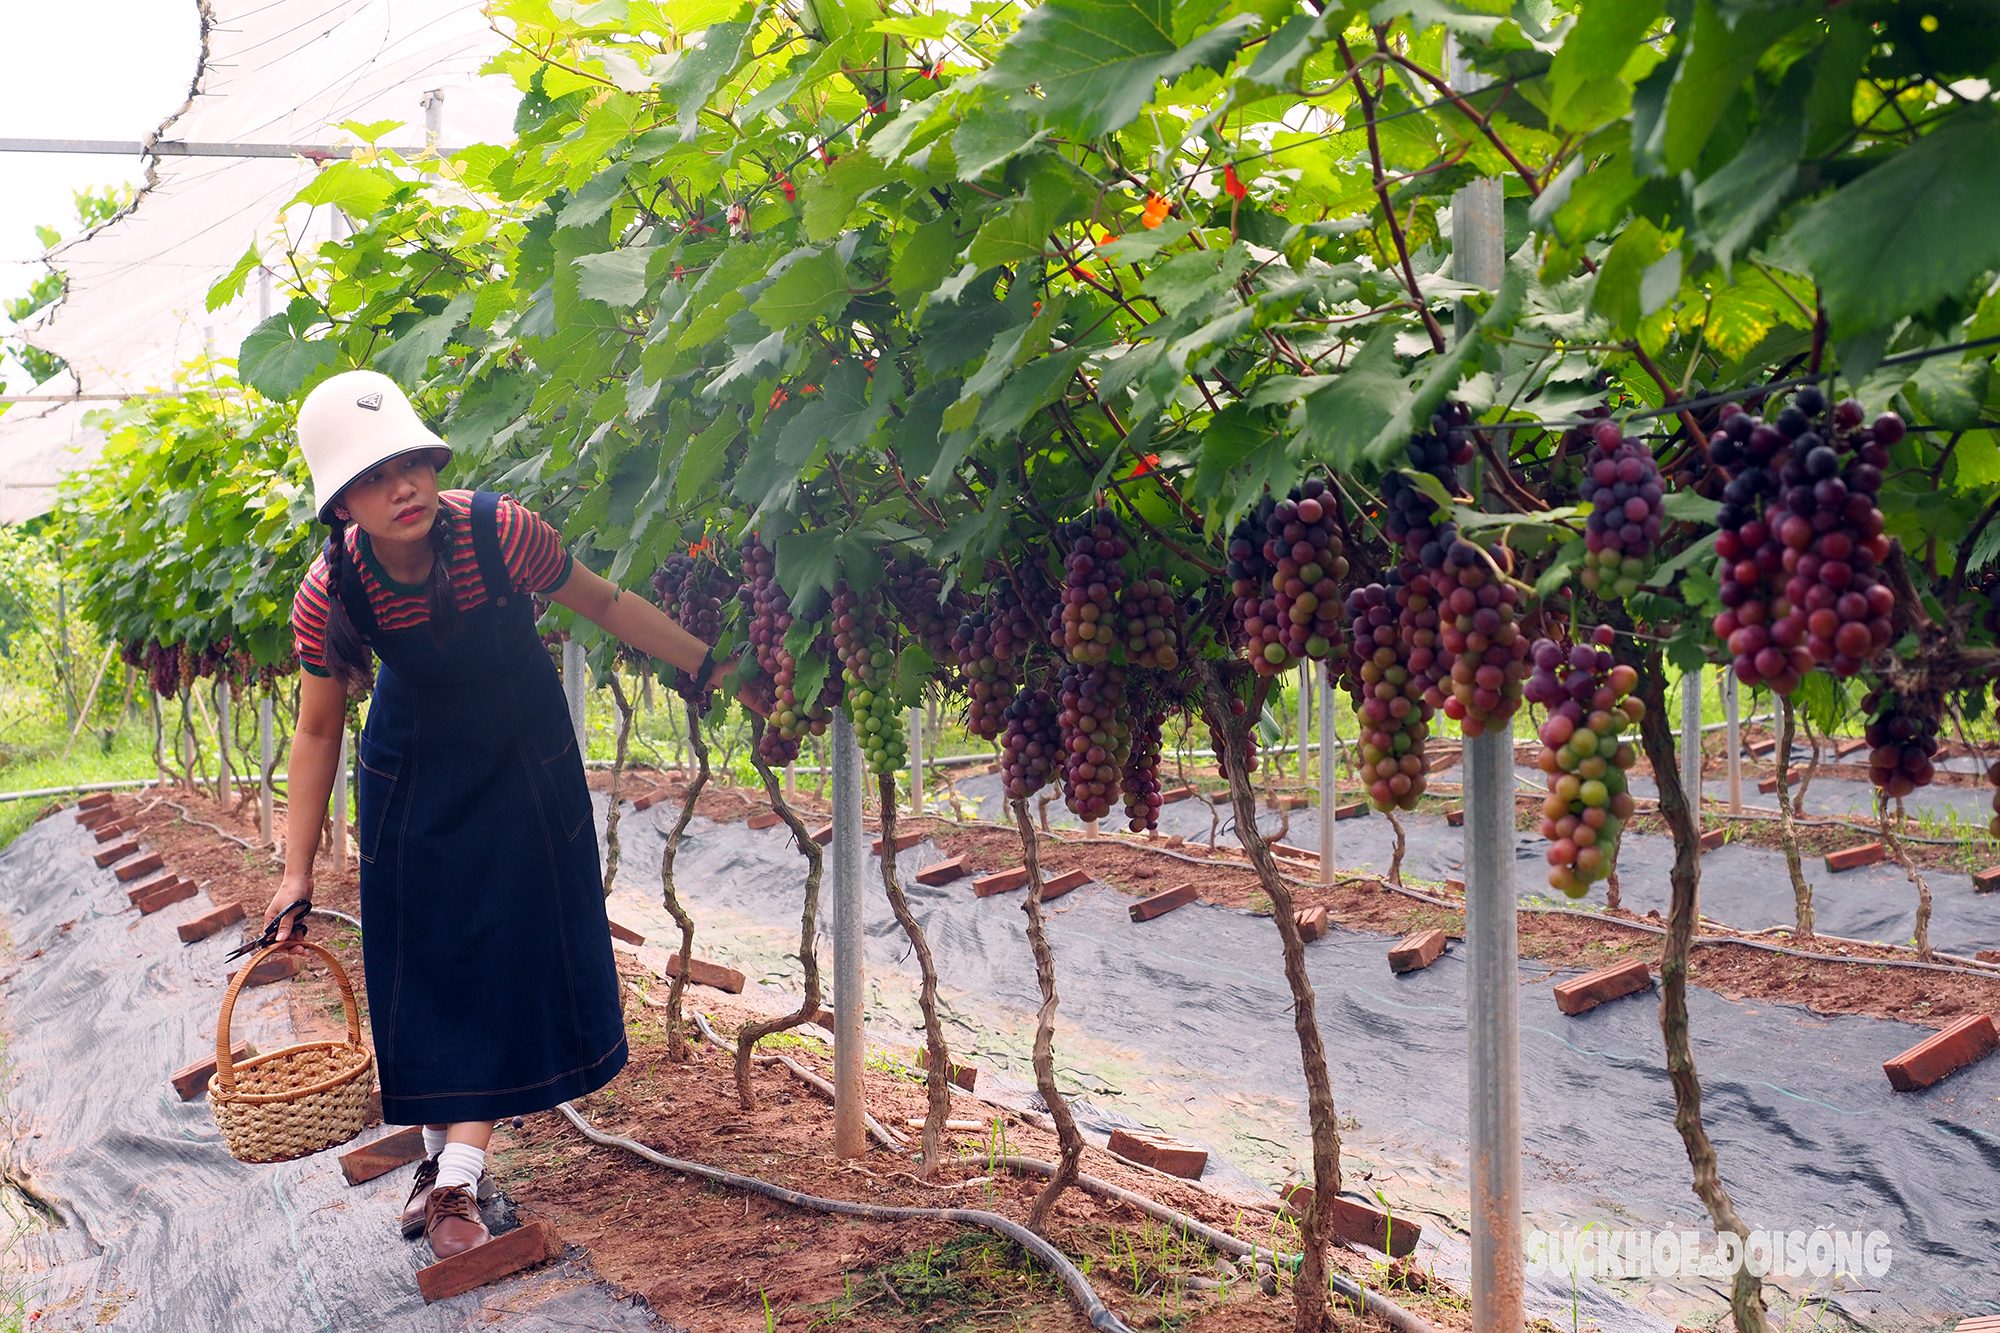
[
  {"x1": 435, "y1": 1142, "x2": 485, "y2": 1192},
  {"x1": 422, "y1": 1127, "x2": 449, "y2": 1159}
]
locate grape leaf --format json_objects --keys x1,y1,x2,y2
[
  {"x1": 1786, "y1": 105, "x2": 2000, "y2": 337},
  {"x1": 654, "y1": 4, "x2": 763, "y2": 140},
  {"x1": 752, "y1": 249, "x2": 850, "y2": 328},
  {"x1": 1909, "y1": 355, "x2": 1992, "y2": 434},
  {"x1": 1692, "y1": 65, "x2": 1807, "y2": 277},
  {"x1": 982, "y1": 0, "x2": 1260, "y2": 138},
  {"x1": 237, "y1": 308, "x2": 343, "y2": 401},
  {"x1": 1547, "y1": 0, "x2": 1661, "y2": 129},
  {"x1": 290, "y1": 160, "x2": 397, "y2": 219},
  {"x1": 374, "y1": 292, "x2": 475, "y2": 387},
  {"x1": 1661, "y1": 0, "x2": 1817, "y2": 175},
  {"x1": 573, "y1": 247, "x2": 658, "y2": 308}
]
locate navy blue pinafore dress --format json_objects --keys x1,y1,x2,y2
[{"x1": 338, "y1": 491, "x2": 626, "y2": 1126}]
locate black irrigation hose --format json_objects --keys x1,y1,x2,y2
[
  {"x1": 988, "y1": 1156, "x2": 1439, "y2": 1333},
  {"x1": 554, "y1": 1101, "x2": 1135, "y2": 1333}
]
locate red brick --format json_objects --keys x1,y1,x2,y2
[
  {"x1": 1272, "y1": 794, "x2": 1307, "y2": 811},
  {"x1": 1444, "y1": 877, "x2": 1465, "y2": 895},
  {"x1": 918, "y1": 1050, "x2": 978, "y2": 1090},
  {"x1": 93, "y1": 821, "x2": 130, "y2": 844},
  {"x1": 1953, "y1": 1319, "x2": 2000, "y2": 1333},
  {"x1": 137, "y1": 879, "x2": 197, "y2": 916},
  {"x1": 746, "y1": 810, "x2": 782, "y2": 830},
  {"x1": 416, "y1": 1218, "x2": 564, "y2": 1303},
  {"x1": 339, "y1": 1124, "x2": 427, "y2": 1185},
  {"x1": 1388, "y1": 928, "x2": 1447, "y2": 974},
  {"x1": 128, "y1": 874, "x2": 183, "y2": 905},
  {"x1": 808, "y1": 822, "x2": 834, "y2": 846},
  {"x1": 1747, "y1": 736, "x2": 1777, "y2": 757},
  {"x1": 1270, "y1": 843, "x2": 1318, "y2": 863},
  {"x1": 631, "y1": 790, "x2": 666, "y2": 812},
  {"x1": 1129, "y1": 883, "x2": 1198, "y2": 922},
  {"x1": 1280, "y1": 1186, "x2": 1421, "y2": 1256},
  {"x1": 1554, "y1": 958, "x2": 1654, "y2": 1016},
  {"x1": 1107, "y1": 1127, "x2": 1206, "y2": 1179},
  {"x1": 914, "y1": 856, "x2": 967, "y2": 886},
  {"x1": 982, "y1": 761, "x2": 1002, "y2": 774},
  {"x1": 871, "y1": 829, "x2": 923, "y2": 855},
  {"x1": 1444, "y1": 808, "x2": 1464, "y2": 827},
  {"x1": 76, "y1": 807, "x2": 115, "y2": 829},
  {"x1": 608, "y1": 920, "x2": 645, "y2": 947},
  {"x1": 1978, "y1": 950, "x2": 2000, "y2": 964},
  {"x1": 77, "y1": 793, "x2": 114, "y2": 811},
  {"x1": 227, "y1": 955, "x2": 300, "y2": 988},
  {"x1": 1042, "y1": 868, "x2": 1090, "y2": 899},
  {"x1": 666, "y1": 953, "x2": 745, "y2": 994},
  {"x1": 1160, "y1": 786, "x2": 1193, "y2": 804},
  {"x1": 972, "y1": 866, "x2": 1029, "y2": 897},
  {"x1": 1824, "y1": 842, "x2": 1886, "y2": 873},
  {"x1": 1834, "y1": 736, "x2": 1872, "y2": 759},
  {"x1": 1756, "y1": 768, "x2": 1804, "y2": 794},
  {"x1": 1883, "y1": 1014, "x2": 1999, "y2": 1092},
  {"x1": 1295, "y1": 906, "x2": 1328, "y2": 943},
  {"x1": 178, "y1": 900, "x2": 246, "y2": 943},
  {"x1": 1973, "y1": 867, "x2": 2000, "y2": 893},
  {"x1": 171, "y1": 1040, "x2": 255, "y2": 1100},
  {"x1": 113, "y1": 852, "x2": 164, "y2": 883},
  {"x1": 1333, "y1": 801, "x2": 1368, "y2": 821},
  {"x1": 1699, "y1": 827, "x2": 1726, "y2": 852},
  {"x1": 92, "y1": 840, "x2": 139, "y2": 868}
]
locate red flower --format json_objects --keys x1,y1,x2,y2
[
  {"x1": 922, "y1": 63, "x2": 940, "y2": 79},
  {"x1": 779, "y1": 177, "x2": 796, "y2": 202},
  {"x1": 1223, "y1": 164, "x2": 1247, "y2": 202},
  {"x1": 769, "y1": 387, "x2": 789, "y2": 410},
  {"x1": 1127, "y1": 453, "x2": 1160, "y2": 478},
  {"x1": 689, "y1": 540, "x2": 711, "y2": 556}
]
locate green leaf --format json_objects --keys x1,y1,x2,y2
[
  {"x1": 1547, "y1": 0, "x2": 1661, "y2": 129},
  {"x1": 1661, "y1": 0, "x2": 1817, "y2": 176},
  {"x1": 1290, "y1": 327, "x2": 1407, "y2": 471},
  {"x1": 1588, "y1": 216, "x2": 1673, "y2": 336},
  {"x1": 1097, "y1": 215, "x2": 1196, "y2": 264},
  {"x1": 1661, "y1": 488, "x2": 1720, "y2": 526},
  {"x1": 374, "y1": 292, "x2": 475, "y2": 387},
  {"x1": 573, "y1": 246, "x2": 658, "y2": 307},
  {"x1": 237, "y1": 309, "x2": 344, "y2": 401},
  {"x1": 1909, "y1": 355, "x2": 1992, "y2": 434},
  {"x1": 803, "y1": 153, "x2": 897, "y2": 242},
  {"x1": 1361, "y1": 258, "x2": 1527, "y2": 464},
  {"x1": 1785, "y1": 105, "x2": 2000, "y2": 338},
  {"x1": 1803, "y1": 11, "x2": 1868, "y2": 158},
  {"x1": 675, "y1": 413, "x2": 738, "y2": 505},
  {"x1": 952, "y1": 108, "x2": 1050, "y2": 180},
  {"x1": 558, "y1": 162, "x2": 631, "y2": 230},
  {"x1": 290, "y1": 160, "x2": 396, "y2": 219},
  {"x1": 752, "y1": 249, "x2": 850, "y2": 328},
  {"x1": 968, "y1": 164, "x2": 1089, "y2": 270},
  {"x1": 977, "y1": 347, "x2": 1087, "y2": 440},
  {"x1": 1691, "y1": 65, "x2": 1806, "y2": 277},
  {"x1": 775, "y1": 528, "x2": 841, "y2": 614},
  {"x1": 655, "y1": 5, "x2": 762, "y2": 140},
  {"x1": 1238, "y1": 12, "x2": 1328, "y2": 91},
  {"x1": 207, "y1": 246, "x2": 262, "y2": 314},
  {"x1": 1140, "y1": 243, "x2": 1250, "y2": 319},
  {"x1": 982, "y1": 0, "x2": 1261, "y2": 138},
  {"x1": 891, "y1": 216, "x2": 965, "y2": 309}
]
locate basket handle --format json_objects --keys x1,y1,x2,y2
[{"x1": 214, "y1": 940, "x2": 364, "y2": 1096}]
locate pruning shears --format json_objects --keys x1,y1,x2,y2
[{"x1": 226, "y1": 899, "x2": 312, "y2": 961}]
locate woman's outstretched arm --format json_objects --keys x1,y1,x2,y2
[
  {"x1": 260, "y1": 668, "x2": 348, "y2": 945},
  {"x1": 547, "y1": 564, "x2": 713, "y2": 675}
]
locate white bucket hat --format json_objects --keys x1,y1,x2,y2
[{"x1": 298, "y1": 369, "x2": 452, "y2": 523}]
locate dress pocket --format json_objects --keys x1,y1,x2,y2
[
  {"x1": 355, "y1": 734, "x2": 403, "y2": 863},
  {"x1": 535, "y1": 726, "x2": 593, "y2": 843}
]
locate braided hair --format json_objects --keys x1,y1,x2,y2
[{"x1": 318, "y1": 501, "x2": 463, "y2": 695}]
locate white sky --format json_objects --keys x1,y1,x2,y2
[{"x1": 0, "y1": 2, "x2": 204, "y2": 384}]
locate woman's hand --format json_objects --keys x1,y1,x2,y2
[{"x1": 260, "y1": 876, "x2": 313, "y2": 955}]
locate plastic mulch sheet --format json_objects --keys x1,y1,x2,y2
[
  {"x1": 601, "y1": 793, "x2": 2000, "y2": 1329},
  {"x1": 0, "y1": 811, "x2": 663, "y2": 1333}
]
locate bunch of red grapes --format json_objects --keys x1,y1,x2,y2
[
  {"x1": 1056, "y1": 509, "x2": 1129, "y2": 666},
  {"x1": 954, "y1": 585, "x2": 1036, "y2": 740},
  {"x1": 1056, "y1": 661, "x2": 1131, "y2": 821},
  {"x1": 886, "y1": 553, "x2": 965, "y2": 664},
  {"x1": 999, "y1": 686, "x2": 1062, "y2": 800},
  {"x1": 1223, "y1": 497, "x2": 1277, "y2": 654},
  {"x1": 1121, "y1": 700, "x2": 1167, "y2": 832},
  {"x1": 1863, "y1": 686, "x2": 1939, "y2": 799},
  {"x1": 651, "y1": 552, "x2": 694, "y2": 618},
  {"x1": 738, "y1": 533, "x2": 828, "y2": 764},
  {"x1": 1709, "y1": 387, "x2": 1899, "y2": 694},
  {"x1": 1114, "y1": 569, "x2": 1183, "y2": 671},
  {"x1": 1341, "y1": 583, "x2": 1432, "y2": 812},
  {"x1": 1579, "y1": 421, "x2": 1667, "y2": 599},
  {"x1": 1238, "y1": 480, "x2": 1348, "y2": 674},
  {"x1": 1526, "y1": 626, "x2": 1642, "y2": 898}
]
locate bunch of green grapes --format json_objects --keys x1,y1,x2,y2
[{"x1": 832, "y1": 583, "x2": 906, "y2": 776}]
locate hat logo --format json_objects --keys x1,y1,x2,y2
[{"x1": 356, "y1": 392, "x2": 383, "y2": 410}]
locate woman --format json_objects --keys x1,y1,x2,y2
[{"x1": 261, "y1": 369, "x2": 723, "y2": 1261}]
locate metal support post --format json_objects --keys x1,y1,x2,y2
[
  {"x1": 331, "y1": 726, "x2": 349, "y2": 870},
  {"x1": 1723, "y1": 670, "x2": 1742, "y2": 815},
  {"x1": 1317, "y1": 667, "x2": 1336, "y2": 886},
  {"x1": 1449, "y1": 38, "x2": 1523, "y2": 1333},
  {"x1": 259, "y1": 693, "x2": 274, "y2": 845},
  {"x1": 563, "y1": 639, "x2": 588, "y2": 761},
  {"x1": 1681, "y1": 668, "x2": 1703, "y2": 832},
  {"x1": 422, "y1": 89, "x2": 444, "y2": 150},
  {"x1": 830, "y1": 712, "x2": 867, "y2": 1157},
  {"x1": 215, "y1": 681, "x2": 232, "y2": 803},
  {"x1": 909, "y1": 706, "x2": 924, "y2": 814}
]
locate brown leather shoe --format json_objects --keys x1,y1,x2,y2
[
  {"x1": 399, "y1": 1156, "x2": 439, "y2": 1238},
  {"x1": 423, "y1": 1184, "x2": 490, "y2": 1260},
  {"x1": 402, "y1": 1162, "x2": 498, "y2": 1239}
]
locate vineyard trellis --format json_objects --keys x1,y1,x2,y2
[{"x1": 47, "y1": 1, "x2": 2000, "y2": 1330}]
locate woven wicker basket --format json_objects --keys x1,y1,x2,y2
[{"x1": 209, "y1": 941, "x2": 375, "y2": 1164}]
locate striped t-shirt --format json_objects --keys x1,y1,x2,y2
[{"x1": 292, "y1": 491, "x2": 572, "y2": 676}]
